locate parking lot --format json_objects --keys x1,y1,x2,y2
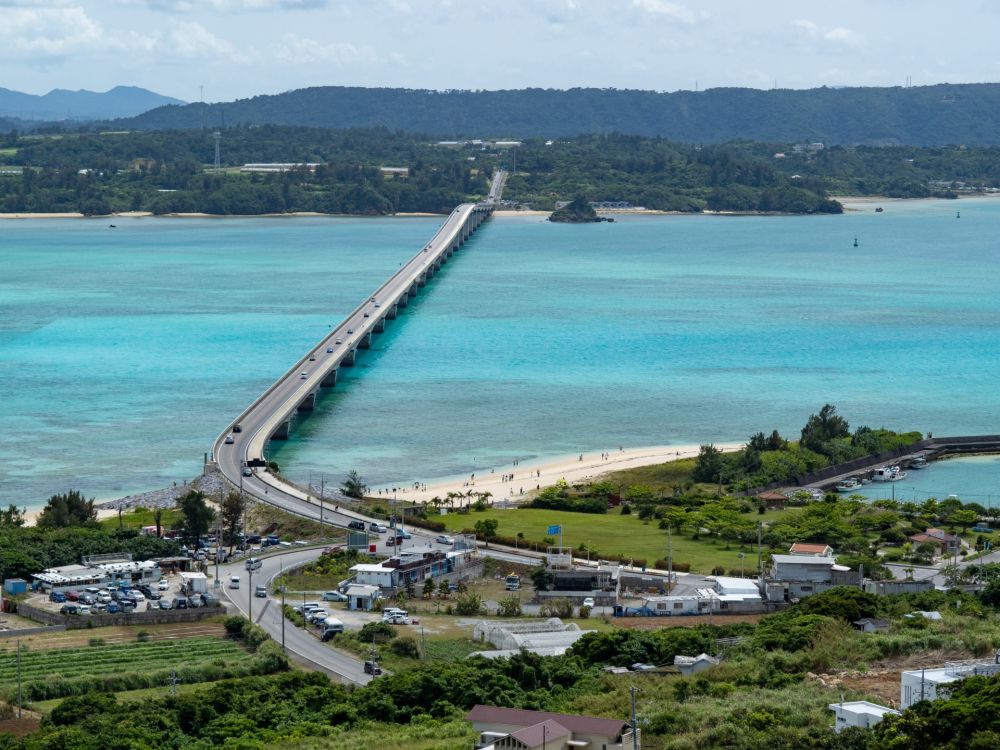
[{"x1": 28, "y1": 571, "x2": 221, "y2": 617}]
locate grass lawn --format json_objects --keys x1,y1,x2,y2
[
  {"x1": 98, "y1": 507, "x2": 182, "y2": 534},
  {"x1": 440, "y1": 507, "x2": 796, "y2": 573},
  {"x1": 0, "y1": 148, "x2": 17, "y2": 157},
  {"x1": 31, "y1": 681, "x2": 206, "y2": 714}
]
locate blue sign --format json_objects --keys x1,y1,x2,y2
[{"x1": 547, "y1": 525, "x2": 561, "y2": 535}]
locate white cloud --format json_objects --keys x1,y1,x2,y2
[
  {"x1": 824, "y1": 26, "x2": 861, "y2": 47},
  {"x1": 119, "y1": 0, "x2": 326, "y2": 10},
  {"x1": 792, "y1": 19, "x2": 862, "y2": 49},
  {"x1": 632, "y1": 0, "x2": 699, "y2": 24},
  {"x1": 270, "y1": 34, "x2": 376, "y2": 66},
  {"x1": 161, "y1": 21, "x2": 250, "y2": 61},
  {"x1": 0, "y1": 7, "x2": 147, "y2": 59}
]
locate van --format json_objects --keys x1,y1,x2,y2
[
  {"x1": 229, "y1": 575, "x2": 241, "y2": 590},
  {"x1": 348, "y1": 520, "x2": 366, "y2": 532},
  {"x1": 254, "y1": 585, "x2": 267, "y2": 598},
  {"x1": 320, "y1": 617, "x2": 345, "y2": 641},
  {"x1": 245, "y1": 557, "x2": 263, "y2": 571},
  {"x1": 296, "y1": 601, "x2": 321, "y2": 615}
]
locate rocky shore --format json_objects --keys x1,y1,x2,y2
[{"x1": 96, "y1": 469, "x2": 227, "y2": 511}]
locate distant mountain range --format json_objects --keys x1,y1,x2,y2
[
  {"x1": 109, "y1": 83, "x2": 1000, "y2": 146},
  {"x1": 0, "y1": 85, "x2": 184, "y2": 122}
]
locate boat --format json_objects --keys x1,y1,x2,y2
[
  {"x1": 909, "y1": 456, "x2": 928, "y2": 470},
  {"x1": 872, "y1": 466, "x2": 908, "y2": 482},
  {"x1": 853, "y1": 236, "x2": 859, "y2": 247},
  {"x1": 835, "y1": 478, "x2": 862, "y2": 492}
]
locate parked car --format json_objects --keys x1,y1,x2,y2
[
  {"x1": 119, "y1": 599, "x2": 137, "y2": 612},
  {"x1": 49, "y1": 591, "x2": 66, "y2": 603},
  {"x1": 306, "y1": 609, "x2": 329, "y2": 624},
  {"x1": 173, "y1": 598, "x2": 188, "y2": 609},
  {"x1": 363, "y1": 660, "x2": 382, "y2": 676},
  {"x1": 322, "y1": 590, "x2": 348, "y2": 602},
  {"x1": 582, "y1": 597, "x2": 596, "y2": 609},
  {"x1": 105, "y1": 603, "x2": 120, "y2": 614},
  {"x1": 65, "y1": 591, "x2": 80, "y2": 601},
  {"x1": 201, "y1": 593, "x2": 220, "y2": 607},
  {"x1": 187, "y1": 596, "x2": 203, "y2": 608},
  {"x1": 158, "y1": 578, "x2": 169, "y2": 591},
  {"x1": 97, "y1": 591, "x2": 112, "y2": 603},
  {"x1": 79, "y1": 593, "x2": 96, "y2": 605},
  {"x1": 91, "y1": 602, "x2": 107, "y2": 613},
  {"x1": 77, "y1": 605, "x2": 91, "y2": 615},
  {"x1": 60, "y1": 604, "x2": 79, "y2": 615},
  {"x1": 157, "y1": 599, "x2": 172, "y2": 610}
]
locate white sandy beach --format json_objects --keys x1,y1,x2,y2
[{"x1": 370, "y1": 442, "x2": 744, "y2": 504}]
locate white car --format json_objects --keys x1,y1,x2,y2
[
  {"x1": 582, "y1": 597, "x2": 595, "y2": 609},
  {"x1": 435, "y1": 534, "x2": 454, "y2": 546},
  {"x1": 158, "y1": 579, "x2": 169, "y2": 591}
]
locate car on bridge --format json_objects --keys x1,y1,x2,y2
[
  {"x1": 233, "y1": 424, "x2": 242, "y2": 433},
  {"x1": 326, "y1": 346, "x2": 334, "y2": 353},
  {"x1": 347, "y1": 328, "x2": 353, "y2": 334},
  {"x1": 224, "y1": 435, "x2": 234, "y2": 444},
  {"x1": 242, "y1": 467, "x2": 252, "y2": 477},
  {"x1": 300, "y1": 372, "x2": 308, "y2": 379}
]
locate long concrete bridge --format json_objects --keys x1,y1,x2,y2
[{"x1": 210, "y1": 171, "x2": 505, "y2": 517}]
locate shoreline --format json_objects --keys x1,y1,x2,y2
[
  {"x1": 0, "y1": 211, "x2": 446, "y2": 220},
  {"x1": 369, "y1": 442, "x2": 744, "y2": 505}
]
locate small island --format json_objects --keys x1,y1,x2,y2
[{"x1": 548, "y1": 195, "x2": 611, "y2": 223}]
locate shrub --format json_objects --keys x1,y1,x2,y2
[
  {"x1": 454, "y1": 592, "x2": 485, "y2": 616},
  {"x1": 390, "y1": 636, "x2": 420, "y2": 658},
  {"x1": 359, "y1": 621, "x2": 396, "y2": 643},
  {"x1": 539, "y1": 598, "x2": 574, "y2": 618},
  {"x1": 578, "y1": 605, "x2": 592, "y2": 618},
  {"x1": 136, "y1": 630, "x2": 150, "y2": 643},
  {"x1": 497, "y1": 596, "x2": 522, "y2": 618}
]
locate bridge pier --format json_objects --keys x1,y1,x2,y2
[
  {"x1": 373, "y1": 317, "x2": 385, "y2": 333},
  {"x1": 272, "y1": 420, "x2": 290, "y2": 440},
  {"x1": 397, "y1": 295, "x2": 409, "y2": 309},
  {"x1": 321, "y1": 369, "x2": 338, "y2": 388},
  {"x1": 297, "y1": 391, "x2": 316, "y2": 412},
  {"x1": 417, "y1": 274, "x2": 427, "y2": 288},
  {"x1": 341, "y1": 349, "x2": 356, "y2": 366},
  {"x1": 386, "y1": 304, "x2": 398, "y2": 319},
  {"x1": 407, "y1": 284, "x2": 418, "y2": 298},
  {"x1": 359, "y1": 332, "x2": 372, "y2": 349}
]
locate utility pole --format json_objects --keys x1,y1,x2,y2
[
  {"x1": 16, "y1": 639, "x2": 22, "y2": 718},
  {"x1": 629, "y1": 685, "x2": 639, "y2": 750},
  {"x1": 248, "y1": 563, "x2": 253, "y2": 623},
  {"x1": 667, "y1": 526, "x2": 673, "y2": 590},
  {"x1": 319, "y1": 477, "x2": 325, "y2": 542},
  {"x1": 213, "y1": 131, "x2": 221, "y2": 175},
  {"x1": 280, "y1": 559, "x2": 286, "y2": 653}
]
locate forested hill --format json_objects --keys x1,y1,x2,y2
[{"x1": 115, "y1": 83, "x2": 1000, "y2": 145}]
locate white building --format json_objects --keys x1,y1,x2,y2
[
  {"x1": 346, "y1": 583, "x2": 380, "y2": 612},
  {"x1": 900, "y1": 660, "x2": 1000, "y2": 708},
  {"x1": 828, "y1": 701, "x2": 899, "y2": 732},
  {"x1": 180, "y1": 571, "x2": 207, "y2": 594},
  {"x1": 674, "y1": 653, "x2": 719, "y2": 676}
]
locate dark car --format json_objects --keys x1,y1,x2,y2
[
  {"x1": 157, "y1": 599, "x2": 172, "y2": 610},
  {"x1": 60, "y1": 604, "x2": 79, "y2": 615},
  {"x1": 348, "y1": 520, "x2": 365, "y2": 532},
  {"x1": 106, "y1": 603, "x2": 121, "y2": 614},
  {"x1": 363, "y1": 660, "x2": 382, "y2": 676},
  {"x1": 49, "y1": 591, "x2": 66, "y2": 603},
  {"x1": 232, "y1": 424, "x2": 242, "y2": 433}
]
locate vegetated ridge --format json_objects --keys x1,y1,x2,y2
[
  {"x1": 0, "y1": 85, "x2": 183, "y2": 122},
  {"x1": 111, "y1": 83, "x2": 1000, "y2": 145}
]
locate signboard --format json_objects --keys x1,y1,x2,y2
[
  {"x1": 547, "y1": 525, "x2": 562, "y2": 535},
  {"x1": 347, "y1": 532, "x2": 369, "y2": 550}
]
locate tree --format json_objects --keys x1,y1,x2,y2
[
  {"x1": 800, "y1": 404, "x2": 850, "y2": 455},
  {"x1": 530, "y1": 566, "x2": 554, "y2": 592},
  {"x1": 152, "y1": 508, "x2": 163, "y2": 538},
  {"x1": 692, "y1": 444, "x2": 725, "y2": 483},
  {"x1": 473, "y1": 518, "x2": 499, "y2": 547},
  {"x1": 37, "y1": 490, "x2": 97, "y2": 528},
  {"x1": 221, "y1": 491, "x2": 247, "y2": 550},
  {"x1": 0, "y1": 504, "x2": 25, "y2": 527},
  {"x1": 422, "y1": 577, "x2": 435, "y2": 599},
  {"x1": 178, "y1": 491, "x2": 215, "y2": 547},
  {"x1": 341, "y1": 470, "x2": 367, "y2": 499},
  {"x1": 454, "y1": 591, "x2": 485, "y2": 616}
]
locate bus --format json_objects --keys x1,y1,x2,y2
[{"x1": 504, "y1": 573, "x2": 521, "y2": 591}]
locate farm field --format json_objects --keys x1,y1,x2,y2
[
  {"x1": 0, "y1": 636, "x2": 257, "y2": 702},
  {"x1": 438, "y1": 507, "x2": 798, "y2": 573}
]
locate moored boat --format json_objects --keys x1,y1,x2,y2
[
  {"x1": 909, "y1": 456, "x2": 928, "y2": 469},
  {"x1": 872, "y1": 465, "x2": 908, "y2": 482},
  {"x1": 836, "y1": 478, "x2": 862, "y2": 492}
]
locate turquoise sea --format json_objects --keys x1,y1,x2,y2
[{"x1": 2, "y1": 199, "x2": 1000, "y2": 508}]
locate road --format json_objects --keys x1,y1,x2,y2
[
  {"x1": 220, "y1": 547, "x2": 377, "y2": 685},
  {"x1": 212, "y1": 172, "x2": 506, "y2": 527}
]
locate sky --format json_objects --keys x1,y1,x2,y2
[{"x1": 1, "y1": 0, "x2": 999, "y2": 102}]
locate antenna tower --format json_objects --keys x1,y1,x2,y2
[{"x1": 213, "y1": 131, "x2": 221, "y2": 174}]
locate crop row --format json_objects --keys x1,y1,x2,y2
[{"x1": 0, "y1": 637, "x2": 231, "y2": 663}]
